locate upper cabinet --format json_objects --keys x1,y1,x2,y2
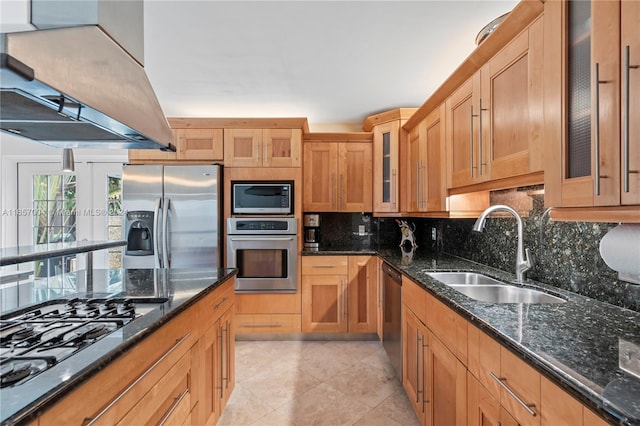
[
  {"x1": 303, "y1": 133, "x2": 372, "y2": 212},
  {"x1": 224, "y1": 128, "x2": 302, "y2": 167},
  {"x1": 405, "y1": 105, "x2": 447, "y2": 215},
  {"x1": 129, "y1": 125, "x2": 224, "y2": 164},
  {"x1": 544, "y1": 0, "x2": 640, "y2": 221},
  {"x1": 364, "y1": 108, "x2": 417, "y2": 215},
  {"x1": 446, "y1": 15, "x2": 544, "y2": 190},
  {"x1": 128, "y1": 118, "x2": 308, "y2": 168}
]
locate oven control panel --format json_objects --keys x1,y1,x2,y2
[{"x1": 227, "y1": 218, "x2": 297, "y2": 235}]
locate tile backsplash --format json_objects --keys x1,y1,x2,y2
[{"x1": 317, "y1": 188, "x2": 640, "y2": 313}]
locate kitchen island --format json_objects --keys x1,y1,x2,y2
[
  {"x1": 303, "y1": 248, "x2": 640, "y2": 425},
  {"x1": 0, "y1": 267, "x2": 237, "y2": 426}
]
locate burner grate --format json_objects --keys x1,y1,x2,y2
[{"x1": 0, "y1": 298, "x2": 141, "y2": 387}]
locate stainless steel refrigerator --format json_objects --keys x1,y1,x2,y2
[{"x1": 122, "y1": 165, "x2": 221, "y2": 269}]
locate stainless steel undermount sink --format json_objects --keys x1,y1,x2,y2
[{"x1": 425, "y1": 272, "x2": 565, "y2": 304}]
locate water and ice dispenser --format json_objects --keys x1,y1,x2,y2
[{"x1": 125, "y1": 211, "x2": 154, "y2": 255}]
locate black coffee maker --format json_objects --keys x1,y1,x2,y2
[{"x1": 303, "y1": 214, "x2": 320, "y2": 250}]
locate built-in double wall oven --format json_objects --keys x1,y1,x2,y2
[{"x1": 226, "y1": 217, "x2": 297, "y2": 293}]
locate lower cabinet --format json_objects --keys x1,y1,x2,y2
[
  {"x1": 196, "y1": 279, "x2": 235, "y2": 425},
  {"x1": 428, "y1": 334, "x2": 467, "y2": 426},
  {"x1": 468, "y1": 372, "x2": 519, "y2": 426},
  {"x1": 467, "y1": 323, "x2": 610, "y2": 426},
  {"x1": 402, "y1": 305, "x2": 428, "y2": 424},
  {"x1": 403, "y1": 277, "x2": 611, "y2": 426},
  {"x1": 234, "y1": 291, "x2": 302, "y2": 336},
  {"x1": 301, "y1": 255, "x2": 377, "y2": 333},
  {"x1": 37, "y1": 277, "x2": 236, "y2": 426},
  {"x1": 402, "y1": 280, "x2": 466, "y2": 426}
]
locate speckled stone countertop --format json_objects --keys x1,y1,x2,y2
[
  {"x1": 304, "y1": 248, "x2": 640, "y2": 426},
  {"x1": 0, "y1": 268, "x2": 237, "y2": 426}
]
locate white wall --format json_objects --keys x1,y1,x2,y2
[{"x1": 0, "y1": 132, "x2": 128, "y2": 249}]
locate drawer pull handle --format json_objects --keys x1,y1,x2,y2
[
  {"x1": 490, "y1": 371, "x2": 536, "y2": 417},
  {"x1": 158, "y1": 387, "x2": 189, "y2": 426},
  {"x1": 214, "y1": 297, "x2": 229, "y2": 310},
  {"x1": 84, "y1": 333, "x2": 191, "y2": 425},
  {"x1": 240, "y1": 323, "x2": 282, "y2": 328}
]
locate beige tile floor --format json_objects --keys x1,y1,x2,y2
[{"x1": 217, "y1": 340, "x2": 420, "y2": 426}]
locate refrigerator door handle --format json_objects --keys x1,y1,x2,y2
[
  {"x1": 162, "y1": 197, "x2": 171, "y2": 268},
  {"x1": 153, "y1": 197, "x2": 162, "y2": 268}
]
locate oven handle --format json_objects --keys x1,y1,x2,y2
[{"x1": 228, "y1": 236, "x2": 296, "y2": 241}]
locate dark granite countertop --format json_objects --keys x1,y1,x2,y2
[
  {"x1": 0, "y1": 240, "x2": 127, "y2": 266},
  {"x1": 302, "y1": 246, "x2": 377, "y2": 256},
  {"x1": 305, "y1": 247, "x2": 640, "y2": 426},
  {"x1": 0, "y1": 267, "x2": 237, "y2": 426}
]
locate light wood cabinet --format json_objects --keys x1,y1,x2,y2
[
  {"x1": 468, "y1": 372, "x2": 519, "y2": 426},
  {"x1": 364, "y1": 109, "x2": 416, "y2": 215},
  {"x1": 347, "y1": 255, "x2": 377, "y2": 333},
  {"x1": 303, "y1": 137, "x2": 373, "y2": 212},
  {"x1": 426, "y1": 291, "x2": 468, "y2": 365},
  {"x1": 234, "y1": 290, "x2": 302, "y2": 336},
  {"x1": 446, "y1": 76, "x2": 478, "y2": 189},
  {"x1": 301, "y1": 255, "x2": 377, "y2": 333},
  {"x1": 129, "y1": 128, "x2": 224, "y2": 163},
  {"x1": 403, "y1": 277, "x2": 612, "y2": 426},
  {"x1": 224, "y1": 128, "x2": 301, "y2": 167},
  {"x1": 197, "y1": 278, "x2": 235, "y2": 425},
  {"x1": 373, "y1": 120, "x2": 401, "y2": 213},
  {"x1": 446, "y1": 15, "x2": 544, "y2": 190},
  {"x1": 37, "y1": 277, "x2": 236, "y2": 426},
  {"x1": 428, "y1": 333, "x2": 467, "y2": 426},
  {"x1": 303, "y1": 141, "x2": 338, "y2": 211},
  {"x1": 235, "y1": 313, "x2": 301, "y2": 334},
  {"x1": 402, "y1": 277, "x2": 467, "y2": 426},
  {"x1": 301, "y1": 256, "x2": 349, "y2": 333},
  {"x1": 405, "y1": 105, "x2": 447, "y2": 214},
  {"x1": 402, "y1": 304, "x2": 427, "y2": 425},
  {"x1": 468, "y1": 323, "x2": 611, "y2": 426},
  {"x1": 544, "y1": 0, "x2": 640, "y2": 220},
  {"x1": 37, "y1": 299, "x2": 198, "y2": 425},
  {"x1": 218, "y1": 306, "x2": 235, "y2": 409}
]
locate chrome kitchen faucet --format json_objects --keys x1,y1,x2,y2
[{"x1": 472, "y1": 205, "x2": 533, "y2": 284}]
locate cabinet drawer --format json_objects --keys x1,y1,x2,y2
[
  {"x1": 401, "y1": 276, "x2": 426, "y2": 321},
  {"x1": 467, "y1": 324, "x2": 502, "y2": 400},
  {"x1": 86, "y1": 331, "x2": 193, "y2": 425},
  {"x1": 426, "y1": 292, "x2": 468, "y2": 365},
  {"x1": 235, "y1": 313, "x2": 301, "y2": 333},
  {"x1": 301, "y1": 256, "x2": 348, "y2": 275},
  {"x1": 499, "y1": 347, "x2": 541, "y2": 426},
  {"x1": 200, "y1": 279, "x2": 235, "y2": 322},
  {"x1": 115, "y1": 348, "x2": 192, "y2": 425}
]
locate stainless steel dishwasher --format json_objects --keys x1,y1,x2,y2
[{"x1": 381, "y1": 261, "x2": 402, "y2": 379}]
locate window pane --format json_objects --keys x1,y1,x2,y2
[
  {"x1": 33, "y1": 176, "x2": 48, "y2": 200},
  {"x1": 107, "y1": 175, "x2": 122, "y2": 268}
]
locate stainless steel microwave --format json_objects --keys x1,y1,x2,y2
[{"x1": 231, "y1": 181, "x2": 294, "y2": 215}]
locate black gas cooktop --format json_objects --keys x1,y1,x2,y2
[{"x1": 0, "y1": 298, "x2": 147, "y2": 388}]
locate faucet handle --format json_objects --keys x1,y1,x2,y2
[{"x1": 524, "y1": 248, "x2": 533, "y2": 269}]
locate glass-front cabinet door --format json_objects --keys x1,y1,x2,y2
[
  {"x1": 544, "y1": 0, "x2": 639, "y2": 210},
  {"x1": 373, "y1": 121, "x2": 400, "y2": 213}
]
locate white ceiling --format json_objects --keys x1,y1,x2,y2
[{"x1": 143, "y1": 0, "x2": 519, "y2": 132}]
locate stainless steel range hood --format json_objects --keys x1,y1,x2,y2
[{"x1": 0, "y1": 1, "x2": 175, "y2": 150}]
